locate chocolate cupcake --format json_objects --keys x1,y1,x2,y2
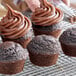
[
  {"x1": 27, "y1": 35, "x2": 61, "y2": 66},
  {"x1": 59, "y1": 27, "x2": 76, "y2": 57},
  {"x1": 0, "y1": 5, "x2": 32, "y2": 48},
  {"x1": 0, "y1": 41, "x2": 27, "y2": 74},
  {"x1": 31, "y1": 0, "x2": 63, "y2": 38}
]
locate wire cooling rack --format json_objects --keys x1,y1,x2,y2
[{"x1": 13, "y1": 54, "x2": 76, "y2": 76}]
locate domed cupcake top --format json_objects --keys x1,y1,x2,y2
[
  {"x1": 0, "y1": 5, "x2": 31, "y2": 39},
  {"x1": 27, "y1": 35, "x2": 61, "y2": 55},
  {"x1": 60, "y1": 27, "x2": 76, "y2": 45},
  {"x1": 31, "y1": 0, "x2": 63, "y2": 26},
  {"x1": 0, "y1": 41, "x2": 27, "y2": 62}
]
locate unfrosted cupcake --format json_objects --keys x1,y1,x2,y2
[
  {"x1": 0, "y1": 41, "x2": 27, "y2": 74},
  {"x1": 0, "y1": 5, "x2": 32, "y2": 48},
  {"x1": 31, "y1": 0, "x2": 63, "y2": 38},
  {"x1": 59, "y1": 27, "x2": 76, "y2": 57},
  {"x1": 27, "y1": 35, "x2": 61, "y2": 66}
]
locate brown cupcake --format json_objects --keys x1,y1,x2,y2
[
  {"x1": 59, "y1": 27, "x2": 76, "y2": 57},
  {"x1": 27, "y1": 35, "x2": 62, "y2": 66},
  {"x1": 0, "y1": 41, "x2": 27, "y2": 75},
  {"x1": 31, "y1": 0, "x2": 63, "y2": 38},
  {"x1": 0, "y1": 5, "x2": 32, "y2": 48}
]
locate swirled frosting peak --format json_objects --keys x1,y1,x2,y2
[
  {"x1": 31, "y1": 0, "x2": 63, "y2": 26},
  {"x1": 0, "y1": 5, "x2": 31, "y2": 39}
]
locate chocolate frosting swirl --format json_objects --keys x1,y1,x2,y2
[
  {"x1": 0, "y1": 5, "x2": 31, "y2": 39},
  {"x1": 31, "y1": 0, "x2": 63, "y2": 26}
]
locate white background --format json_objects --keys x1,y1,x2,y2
[{"x1": 71, "y1": 0, "x2": 76, "y2": 3}]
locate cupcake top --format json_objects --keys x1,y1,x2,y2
[
  {"x1": 31, "y1": 0, "x2": 63, "y2": 26},
  {"x1": 27, "y1": 35, "x2": 61, "y2": 55},
  {"x1": 60, "y1": 27, "x2": 76, "y2": 45},
  {"x1": 0, "y1": 5, "x2": 31, "y2": 39},
  {"x1": 0, "y1": 41, "x2": 27, "y2": 62}
]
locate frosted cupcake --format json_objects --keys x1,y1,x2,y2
[
  {"x1": 0, "y1": 5, "x2": 32, "y2": 48},
  {"x1": 31, "y1": 0, "x2": 63, "y2": 38}
]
